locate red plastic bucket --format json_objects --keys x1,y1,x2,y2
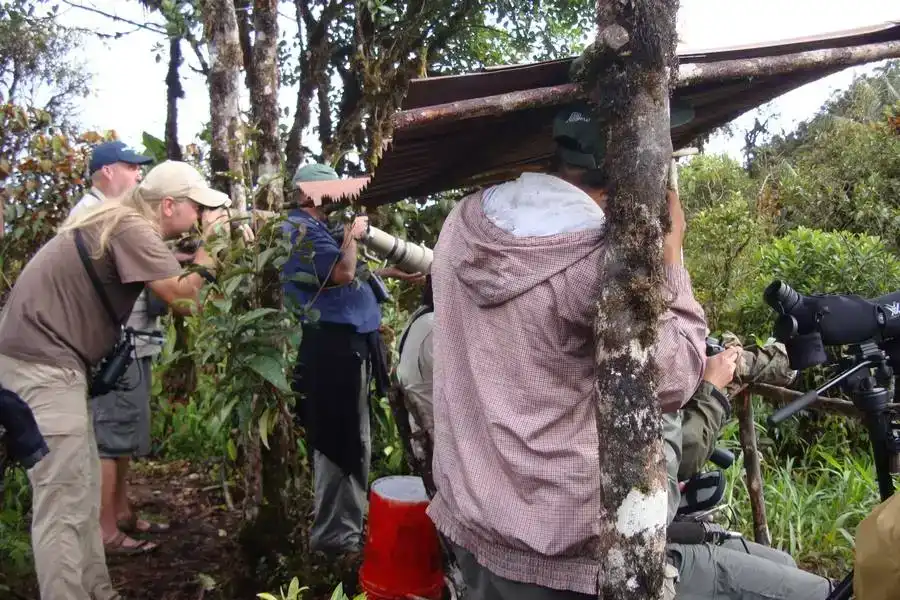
[{"x1": 359, "y1": 476, "x2": 444, "y2": 600}]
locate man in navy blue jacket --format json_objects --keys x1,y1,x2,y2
[{"x1": 282, "y1": 163, "x2": 422, "y2": 559}]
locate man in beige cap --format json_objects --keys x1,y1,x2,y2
[{"x1": 0, "y1": 160, "x2": 229, "y2": 599}]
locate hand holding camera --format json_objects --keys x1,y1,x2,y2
[
  {"x1": 200, "y1": 207, "x2": 229, "y2": 241},
  {"x1": 344, "y1": 216, "x2": 370, "y2": 245},
  {"x1": 703, "y1": 346, "x2": 741, "y2": 390}
]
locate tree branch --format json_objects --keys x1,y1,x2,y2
[
  {"x1": 60, "y1": 0, "x2": 168, "y2": 35},
  {"x1": 185, "y1": 33, "x2": 211, "y2": 77}
]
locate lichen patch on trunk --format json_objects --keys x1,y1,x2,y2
[{"x1": 615, "y1": 487, "x2": 667, "y2": 538}]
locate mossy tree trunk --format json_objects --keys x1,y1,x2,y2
[{"x1": 577, "y1": 1, "x2": 679, "y2": 598}]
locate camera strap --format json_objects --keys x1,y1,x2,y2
[
  {"x1": 74, "y1": 229, "x2": 124, "y2": 332},
  {"x1": 398, "y1": 305, "x2": 434, "y2": 380}
]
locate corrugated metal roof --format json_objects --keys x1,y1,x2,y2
[{"x1": 356, "y1": 21, "x2": 900, "y2": 207}]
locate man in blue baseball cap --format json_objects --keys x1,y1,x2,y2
[
  {"x1": 71, "y1": 141, "x2": 154, "y2": 215},
  {"x1": 69, "y1": 140, "x2": 165, "y2": 561}
]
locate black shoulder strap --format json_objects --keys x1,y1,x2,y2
[
  {"x1": 74, "y1": 229, "x2": 122, "y2": 329},
  {"x1": 398, "y1": 305, "x2": 434, "y2": 359}
]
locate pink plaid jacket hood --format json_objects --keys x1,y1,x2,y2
[{"x1": 427, "y1": 180, "x2": 707, "y2": 594}]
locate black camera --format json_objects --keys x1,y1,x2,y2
[{"x1": 89, "y1": 330, "x2": 136, "y2": 397}]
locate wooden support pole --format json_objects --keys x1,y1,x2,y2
[
  {"x1": 749, "y1": 382, "x2": 900, "y2": 418},
  {"x1": 735, "y1": 390, "x2": 771, "y2": 546},
  {"x1": 390, "y1": 41, "x2": 900, "y2": 134}
]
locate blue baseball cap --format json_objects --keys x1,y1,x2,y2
[{"x1": 89, "y1": 141, "x2": 153, "y2": 174}]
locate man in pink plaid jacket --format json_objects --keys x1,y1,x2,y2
[{"x1": 427, "y1": 103, "x2": 708, "y2": 600}]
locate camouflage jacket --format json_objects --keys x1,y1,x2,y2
[{"x1": 674, "y1": 335, "x2": 796, "y2": 487}]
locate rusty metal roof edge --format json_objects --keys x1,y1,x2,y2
[
  {"x1": 677, "y1": 20, "x2": 900, "y2": 58},
  {"x1": 357, "y1": 19, "x2": 900, "y2": 207},
  {"x1": 408, "y1": 20, "x2": 900, "y2": 85}
]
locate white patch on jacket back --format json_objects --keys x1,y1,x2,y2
[{"x1": 615, "y1": 487, "x2": 667, "y2": 537}]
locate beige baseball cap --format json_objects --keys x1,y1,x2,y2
[{"x1": 138, "y1": 160, "x2": 232, "y2": 209}]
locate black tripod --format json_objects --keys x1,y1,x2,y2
[{"x1": 768, "y1": 341, "x2": 900, "y2": 600}]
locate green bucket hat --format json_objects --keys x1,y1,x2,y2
[{"x1": 292, "y1": 163, "x2": 339, "y2": 186}]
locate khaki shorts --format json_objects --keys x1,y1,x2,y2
[{"x1": 91, "y1": 356, "x2": 153, "y2": 459}]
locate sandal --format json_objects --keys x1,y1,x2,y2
[
  {"x1": 104, "y1": 531, "x2": 158, "y2": 556},
  {"x1": 117, "y1": 514, "x2": 171, "y2": 534}
]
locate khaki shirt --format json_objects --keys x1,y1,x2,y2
[
  {"x1": 0, "y1": 215, "x2": 181, "y2": 373},
  {"x1": 71, "y1": 188, "x2": 164, "y2": 358}
]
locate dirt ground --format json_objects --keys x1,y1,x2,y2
[
  {"x1": 6, "y1": 459, "x2": 366, "y2": 600},
  {"x1": 104, "y1": 460, "x2": 242, "y2": 600}
]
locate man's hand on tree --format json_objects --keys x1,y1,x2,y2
[{"x1": 663, "y1": 189, "x2": 686, "y2": 265}]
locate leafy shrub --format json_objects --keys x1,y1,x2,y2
[
  {"x1": 678, "y1": 154, "x2": 754, "y2": 217},
  {"x1": 684, "y1": 197, "x2": 770, "y2": 332},
  {"x1": 724, "y1": 227, "x2": 900, "y2": 338},
  {"x1": 0, "y1": 105, "x2": 112, "y2": 300},
  {"x1": 718, "y1": 399, "x2": 880, "y2": 577},
  {"x1": 0, "y1": 468, "x2": 33, "y2": 588},
  {"x1": 257, "y1": 579, "x2": 364, "y2": 600},
  {"x1": 770, "y1": 118, "x2": 900, "y2": 246}
]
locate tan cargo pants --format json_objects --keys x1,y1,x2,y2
[{"x1": 0, "y1": 354, "x2": 118, "y2": 600}]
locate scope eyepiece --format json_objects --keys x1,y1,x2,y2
[{"x1": 764, "y1": 280, "x2": 802, "y2": 314}]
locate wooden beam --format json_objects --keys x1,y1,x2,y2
[
  {"x1": 390, "y1": 83, "x2": 579, "y2": 133},
  {"x1": 679, "y1": 40, "x2": 900, "y2": 86},
  {"x1": 390, "y1": 40, "x2": 900, "y2": 134},
  {"x1": 749, "y1": 382, "x2": 900, "y2": 418}
]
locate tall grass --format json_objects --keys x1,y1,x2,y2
[{"x1": 717, "y1": 398, "x2": 885, "y2": 578}]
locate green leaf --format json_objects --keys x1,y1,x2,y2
[
  {"x1": 256, "y1": 246, "x2": 278, "y2": 269},
  {"x1": 141, "y1": 131, "x2": 167, "y2": 163},
  {"x1": 226, "y1": 438, "x2": 238, "y2": 462},
  {"x1": 217, "y1": 398, "x2": 239, "y2": 429},
  {"x1": 258, "y1": 407, "x2": 272, "y2": 450},
  {"x1": 248, "y1": 355, "x2": 291, "y2": 393},
  {"x1": 196, "y1": 573, "x2": 217, "y2": 591},
  {"x1": 238, "y1": 308, "x2": 279, "y2": 325},
  {"x1": 212, "y1": 297, "x2": 233, "y2": 313},
  {"x1": 287, "y1": 577, "x2": 307, "y2": 599},
  {"x1": 224, "y1": 275, "x2": 245, "y2": 297},
  {"x1": 329, "y1": 583, "x2": 346, "y2": 600},
  {"x1": 257, "y1": 594, "x2": 279, "y2": 600}
]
